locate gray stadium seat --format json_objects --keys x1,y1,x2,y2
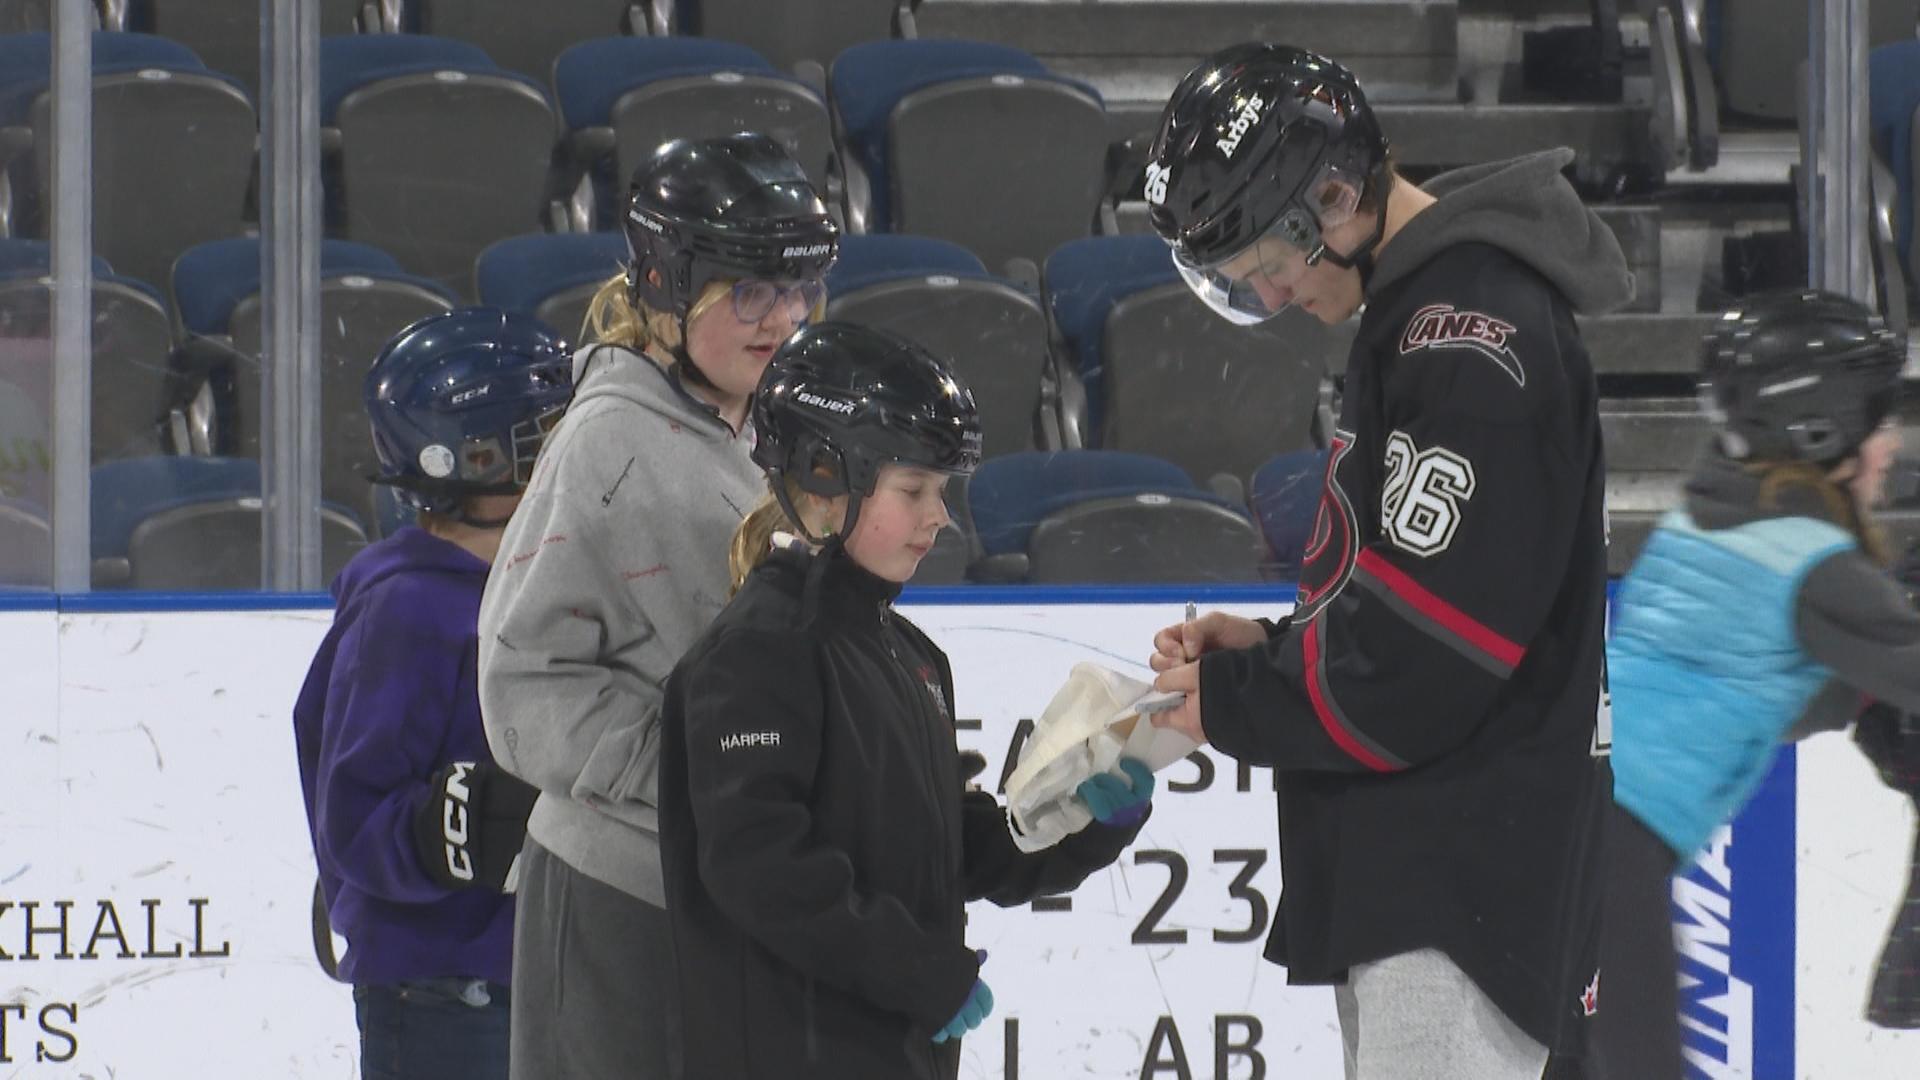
[
  {"x1": 1714, "y1": 0, "x2": 1916, "y2": 121},
  {"x1": 680, "y1": 0, "x2": 899, "y2": 76},
  {"x1": 126, "y1": 497, "x2": 366, "y2": 590},
  {"x1": 2, "y1": 32, "x2": 256, "y2": 292},
  {"x1": 414, "y1": 0, "x2": 634, "y2": 85},
  {"x1": 0, "y1": 496, "x2": 50, "y2": 588},
  {"x1": 827, "y1": 234, "x2": 1049, "y2": 459},
  {"x1": 320, "y1": 35, "x2": 559, "y2": 299},
  {"x1": 0, "y1": 242, "x2": 174, "y2": 464},
  {"x1": 133, "y1": 0, "x2": 365, "y2": 97},
  {"x1": 831, "y1": 40, "x2": 1110, "y2": 272},
  {"x1": 1045, "y1": 235, "x2": 1329, "y2": 492},
  {"x1": 1027, "y1": 494, "x2": 1264, "y2": 584}
]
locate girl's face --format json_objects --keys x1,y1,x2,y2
[
  {"x1": 829, "y1": 464, "x2": 954, "y2": 583},
  {"x1": 682, "y1": 279, "x2": 818, "y2": 400},
  {"x1": 1842, "y1": 423, "x2": 1904, "y2": 507}
]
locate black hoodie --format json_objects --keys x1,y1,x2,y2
[
  {"x1": 658, "y1": 545, "x2": 1143, "y2": 1079},
  {"x1": 1198, "y1": 148, "x2": 1633, "y2": 1053}
]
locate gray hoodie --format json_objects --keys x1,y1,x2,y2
[
  {"x1": 1370, "y1": 147, "x2": 1635, "y2": 316},
  {"x1": 478, "y1": 343, "x2": 764, "y2": 904}
]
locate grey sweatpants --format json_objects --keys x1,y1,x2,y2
[
  {"x1": 508, "y1": 840, "x2": 677, "y2": 1080},
  {"x1": 1335, "y1": 948, "x2": 1549, "y2": 1080}
]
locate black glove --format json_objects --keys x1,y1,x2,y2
[
  {"x1": 1854, "y1": 707, "x2": 1920, "y2": 1027},
  {"x1": 411, "y1": 760, "x2": 539, "y2": 893}
]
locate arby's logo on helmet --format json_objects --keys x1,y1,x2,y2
[{"x1": 1215, "y1": 94, "x2": 1266, "y2": 158}]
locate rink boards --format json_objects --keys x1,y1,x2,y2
[{"x1": 0, "y1": 591, "x2": 1913, "y2": 1078}]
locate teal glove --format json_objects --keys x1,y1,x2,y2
[
  {"x1": 1077, "y1": 757, "x2": 1155, "y2": 827},
  {"x1": 933, "y1": 950, "x2": 994, "y2": 1044}
]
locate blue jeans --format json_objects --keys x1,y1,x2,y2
[{"x1": 355, "y1": 978, "x2": 511, "y2": 1080}]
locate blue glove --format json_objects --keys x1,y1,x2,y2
[
  {"x1": 1077, "y1": 757, "x2": 1154, "y2": 827},
  {"x1": 933, "y1": 950, "x2": 994, "y2": 1044}
]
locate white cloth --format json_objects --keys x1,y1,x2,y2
[{"x1": 1002, "y1": 662, "x2": 1197, "y2": 852}]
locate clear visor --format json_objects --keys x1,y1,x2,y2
[{"x1": 1173, "y1": 163, "x2": 1363, "y2": 325}]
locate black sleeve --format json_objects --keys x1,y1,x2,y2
[
  {"x1": 959, "y1": 792, "x2": 1145, "y2": 907},
  {"x1": 1796, "y1": 549, "x2": 1920, "y2": 715},
  {"x1": 1202, "y1": 278, "x2": 1588, "y2": 773},
  {"x1": 678, "y1": 628, "x2": 977, "y2": 1032}
]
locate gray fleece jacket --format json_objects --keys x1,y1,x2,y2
[{"x1": 478, "y1": 343, "x2": 764, "y2": 905}]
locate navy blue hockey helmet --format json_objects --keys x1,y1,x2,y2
[
  {"x1": 1702, "y1": 289, "x2": 1907, "y2": 465},
  {"x1": 365, "y1": 307, "x2": 575, "y2": 516}
]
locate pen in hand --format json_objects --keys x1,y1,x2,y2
[{"x1": 1183, "y1": 601, "x2": 1198, "y2": 662}]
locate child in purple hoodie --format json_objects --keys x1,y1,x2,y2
[{"x1": 293, "y1": 308, "x2": 572, "y2": 1080}]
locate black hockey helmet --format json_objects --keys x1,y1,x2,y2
[
  {"x1": 1702, "y1": 289, "x2": 1907, "y2": 465},
  {"x1": 623, "y1": 132, "x2": 839, "y2": 322},
  {"x1": 1145, "y1": 43, "x2": 1390, "y2": 324},
  {"x1": 365, "y1": 307, "x2": 574, "y2": 518},
  {"x1": 751, "y1": 321, "x2": 982, "y2": 543}
]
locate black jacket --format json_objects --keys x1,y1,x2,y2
[
  {"x1": 1198, "y1": 150, "x2": 1630, "y2": 1054},
  {"x1": 659, "y1": 545, "x2": 1143, "y2": 1079}
]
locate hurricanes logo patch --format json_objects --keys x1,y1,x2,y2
[
  {"x1": 917, "y1": 664, "x2": 949, "y2": 720},
  {"x1": 1399, "y1": 304, "x2": 1525, "y2": 388}
]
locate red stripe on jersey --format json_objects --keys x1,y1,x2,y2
[
  {"x1": 1302, "y1": 617, "x2": 1398, "y2": 773},
  {"x1": 1355, "y1": 549, "x2": 1526, "y2": 670}
]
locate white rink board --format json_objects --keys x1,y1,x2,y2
[{"x1": 3, "y1": 598, "x2": 1913, "y2": 1077}]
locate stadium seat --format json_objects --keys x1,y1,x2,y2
[
  {"x1": 1249, "y1": 449, "x2": 1327, "y2": 579},
  {"x1": 677, "y1": 0, "x2": 898, "y2": 77},
  {"x1": 826, "y1": 234, "x2": 1049, "y2": 459},
  {"x1": 0, "y1": 238, "x2": 173, "y2": 464},
  {"x1": 475, "y1": 231, "x2": 625, "y2": 343},
  {"x1": 553, "y1": 37, "x2": 833, "y2": 227},
  {"x1": 90, "y1": 454, "x2": 366, "y2": 589},
  {"x1": 319, "y1": 34, "x2": 558, "y2": 299},
  {"x1": 1711, "y1": 0, "x2": 1916, "y2": 121},
  {"x1": 0, "y1": 31, "x2": 255, "y2": 291},
  {"x1": 829, "y1": 39, "x2": 1110, "y2": 272},
  {"x1": 1044, "y1": 234, "x2": 1328, "y2": 491},
  {"x1": 967, "y1": 449, "x2": 1263, "y2": 583},
  {"x1": 129, "y1": 0, "x2": 365, "y2": 98},
  {"x1": 413, "y1": 0, "x2": 634, "y2": 87},
  {"x1": 167, "y1": 237, "x2": 457, "y2": 522},
  {"x1": 0, "y1": 494, "x2": 49, "y2": 588}
]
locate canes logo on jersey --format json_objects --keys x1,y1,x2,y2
[
  {"x1": 917, "y1": 664, "x2": 950, "y2": 721},
  {"x1": 1399, "y1": 304, "x2": 1525, "y2": 388}
]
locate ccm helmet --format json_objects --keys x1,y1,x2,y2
[
  {"x1": 365, "y1": 308, "x2": 574, "y2": 518},
  {"x1": 1702, "y1": 289, "x2": 1906, "y2": 465},
  {"x1": 751, "y1": 321, "x2": 982, "y2": 543},
  {"x1": 1145, "y1": 43, "x2": 1390, "y2": 323}
]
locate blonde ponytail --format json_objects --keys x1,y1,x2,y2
[{"x1": 729, "y1": 477, "x2": 814, "y2": 595}]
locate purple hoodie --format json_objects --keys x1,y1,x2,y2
[{"x1": 293, "y1": 526, "x2": 513, "y2": 986}]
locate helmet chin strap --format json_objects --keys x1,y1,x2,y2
[
  {"x1": 771, "y1": 474, "x2": 863, "y2": 549},
  {"x1": 1306, "y1": 186, "x2": 1390, "y2": 289}
]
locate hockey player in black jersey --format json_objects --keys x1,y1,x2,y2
[{"x1": 1141, "y1": 43, "x2": 1631, "y2": 1077}]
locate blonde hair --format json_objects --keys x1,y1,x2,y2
[
  {"x1": 1751, "y1": 461, "x2": 1890, "y2": 565},
  {"x1": 729, "y1": 477, "x2": 815, "y2": 595},
  {"x1": 579, "y1": 273, "x2": 829, "y2": 355},
  {"x1": 580, "y1": 274, "x2": 734, "y2": 355}
]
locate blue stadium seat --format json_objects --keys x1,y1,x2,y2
[
  {"x1": 553, "y1": 36, "x2": 834, "y2": 227},
  {"x1": 1871, "y1": 40, "x2": 1920, "y2": 286},
  {"x1": 0, "y1": 236, "x2": 112, "y2": 280},
  {"x1": 1249, "y1": 449, "x2": 1327, "y2": 578},
  {"x1": 167, "y1": 237, "x2": 458, "y2": 522},
  {"x1": 90, "y1": 454, "x2": 367, "y2": 589},
  {"x1": 319, "y1": 35, "x2": 558, "y2": 298},
  {"x1": 1044, "y1": 234, "x2": 1328, "y2": 490},
  {"x1": 829, "y1": 39, "x2": 1109, "y2": 272},
  {"x1": 967, "y1": 449, "x2": 1262, "y2": 583},
  {"x1": 827, "y1": 234, "x2": 1049, "y2": 458},
  {"x1": 475, "y1": 231, "x2": 626, "y2": 340}
]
